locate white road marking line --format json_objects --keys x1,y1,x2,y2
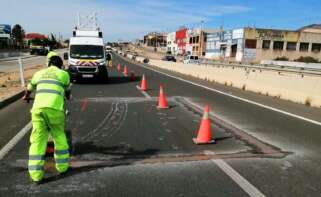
[
  {"x1": 136, "y1": 85, "x2": 152, "y2": 99},
  {"x1": 0, "y1": 121, "x2": 32, "y2": 160},
  {"x1": 134, "y1": 63, "x2": 321, "y2": 127},
  {"x1": 205, "y1": 151, "x2": 265, "y2": 197}
]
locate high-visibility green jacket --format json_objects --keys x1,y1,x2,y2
[{"x1": 27, "y1": 66, "x2": 70, "y2": 112}]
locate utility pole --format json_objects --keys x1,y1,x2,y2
[
  {"x1": 77, "y1": 12, "x2": 80, "y2": 28},
  {"x1": 200, "y1": 20, "x2": 205, "y2": 57},
  {"x1": 154, "y1": 32, "x2": 157, "y2": 52}
]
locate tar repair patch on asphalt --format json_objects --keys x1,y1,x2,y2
[
  {"x1": 0, "y1": 96, "x2": 284, "y2": 195},
  {"x1": 68, "y1": 96, "x2": 251, "y2": 160}
]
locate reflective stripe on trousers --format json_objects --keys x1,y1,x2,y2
[
  {"x1": 28, "y1": 154, "x2": 45, "y2": 182},
  {"x1": 54, "y1": 149, "x2": 69, "y2": 172}
]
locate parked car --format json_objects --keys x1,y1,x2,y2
[
  {"x1": 162, "y1": 55, "x2": 176, "y2": 62},
  {"x1": 183, "y1": 55, "x2": 199, "y2": 64},
  {"x1": 143, "y1": 58, "x2": 149, "y2": 63}
]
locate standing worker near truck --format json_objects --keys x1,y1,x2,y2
[
  {"x1": 106, "y1": 52, "x2": 112, "y2": 67},
  {"x1": 23, "y1": 55, "x2": 71, "y2": 184}
]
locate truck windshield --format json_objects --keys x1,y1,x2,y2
[{"x1": 70, "y1": 45, "x2": 104, "y2": 59}]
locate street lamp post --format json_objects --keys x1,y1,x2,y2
[
  {"x1": 200, "y1": 20, "x2": 205, "y2": 57},
  {"x1": 154, "y1": 32, "x2": 157, "y2": 52}
]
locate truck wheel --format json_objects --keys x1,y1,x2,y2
[{"x1": 98, "y1": 67, "x2": 108, "y2": 83}]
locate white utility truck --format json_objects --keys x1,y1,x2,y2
[{"x1": 64, "y1": 14, "x2": 108, "y2": 82}]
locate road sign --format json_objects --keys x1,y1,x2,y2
[
  {"x1": 0, "y1": 24, "x2": 11, "y2": 38},
  {"x1": 0, "y1": 24, "x2": 11, "y2": 34}
]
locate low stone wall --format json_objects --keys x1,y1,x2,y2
[
  {"x1": 261, "y1": 60, "x2": 321, "y2": 70},
  {"x1": 0, "y1": 51, "x2": 23, "y2": 59},
  {"x1": 148, "y1": 59, "x2": 321, "y2": 107}
]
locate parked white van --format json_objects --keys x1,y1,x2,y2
[{"x1": 183, "y1": 55, "x2": 199, "y2": 64}]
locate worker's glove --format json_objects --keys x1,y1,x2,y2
[{"x1": 22, "y1": 90, "x2": 31, "y2": 103}]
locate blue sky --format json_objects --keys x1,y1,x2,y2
[{"x1": 0, "y1": 0, "x2": 320, "y2": 41}]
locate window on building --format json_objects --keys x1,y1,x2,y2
[
  {"x1": 189, "y1": 37, "x2": 192, "y2": 44},
  {"x1": 262, "y1": 40, "x2": 271, "y2": 50},
  {"x1": 312, "y1": 43, "x2": 321, "y2": 53},
  {"x1": 286, "y1": 42, "x2": 297, "y2": 51},
  {"x1": 273, "y1": 41, "x2": 284, "y2": 50},
  {"x1": 196, "y1": 36, "x2": 199, "y2": 43},
  {"x1": 245, "y1": 39, "x2": 257, "y2": 49},
  {"x1": 196, "y1": 46, "x2": 199, "y2": 51},
  {"x1": 193, "y1": 46, "x2": 195, "y2": 51},
  {"x1": 299, "y1": 43, "x2": 309, "y2": 52}
]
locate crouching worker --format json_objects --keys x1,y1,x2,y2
[{"x1": 23, "y1": 55, "x2": 71, "y2": 184}]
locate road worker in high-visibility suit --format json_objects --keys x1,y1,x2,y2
[
  {"x1": 23, "y1": 55, "x2": 71, "y2": 184},
  {"x1": 106, "y1": 52, "x2": 112, "y2": 67}
]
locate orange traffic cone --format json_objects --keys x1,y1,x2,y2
[
  {"x1": 123, "y1": 65, "x2": 128, "y2": 76},
  {"x1": 140, "y1": 74, "x2": 147, "y2": 91},
  {"x1": 157, "y1": 85, "x2": 169, "y2": 109},
  {"x1": 193, "y1": 105, "x2": 215, "y2": 144},
  {"x1": 130, "y1": 71, "x2": 136, "y2": 81},
  {"x1": 117, "y1": 63, "x2": 121, "y2": 71}
]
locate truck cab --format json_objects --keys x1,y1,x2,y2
[{"x1": 64, "y1": 30, "x2": 108, "y2": 82}]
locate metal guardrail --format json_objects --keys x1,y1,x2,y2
[
  {"x1": 198, "y1": 59, "x2": 321, "y2": 76},
  {"x1": 115, "y1": 48, "x2": 321, "y2": 77}
]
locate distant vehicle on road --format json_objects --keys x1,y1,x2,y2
[
  {"x1": 105, "y1": 45, "x2": 112, "y2": 53},
  {"x1": 64, "y1": 19, "x2": 108, "y2": 83},
  {"x1": 183, "y1": 55, "x2": 199, "y2": 64},
  {"x1": 162, "y1": 55, "x2": 176, "y2": 62},
  {"x1": 30, "y1": 45, "x2": 48, "y2": 56}
]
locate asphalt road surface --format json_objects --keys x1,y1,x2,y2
[{"x1": 0, "y1": 53, "x2": 321, "y2": 196}]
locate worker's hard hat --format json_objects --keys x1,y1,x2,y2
[
  {"x1": 47, "y1": 51, "x2": 59, "y2": 60},
  {"x1": 46, "y1": 51, "x2": 59, "y2": 67}
]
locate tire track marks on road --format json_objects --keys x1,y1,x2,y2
[
  {"x1": 97, "y1": 101, "x2": 128, "y2": 142},
  {"x1": 82, "y1": 100, "x2": 128, "y2": 143}
]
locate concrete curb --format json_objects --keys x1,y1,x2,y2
[{"x1": 0, "y1": 90, "x2": 24, "y2": 110}]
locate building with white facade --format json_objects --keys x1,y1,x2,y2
[
  {"x1": 166, "y1": 32, "x2": 178, "y2": 55},
  {"x1": 205, "y1": 29, "x2": 244, "y2": 61}
]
